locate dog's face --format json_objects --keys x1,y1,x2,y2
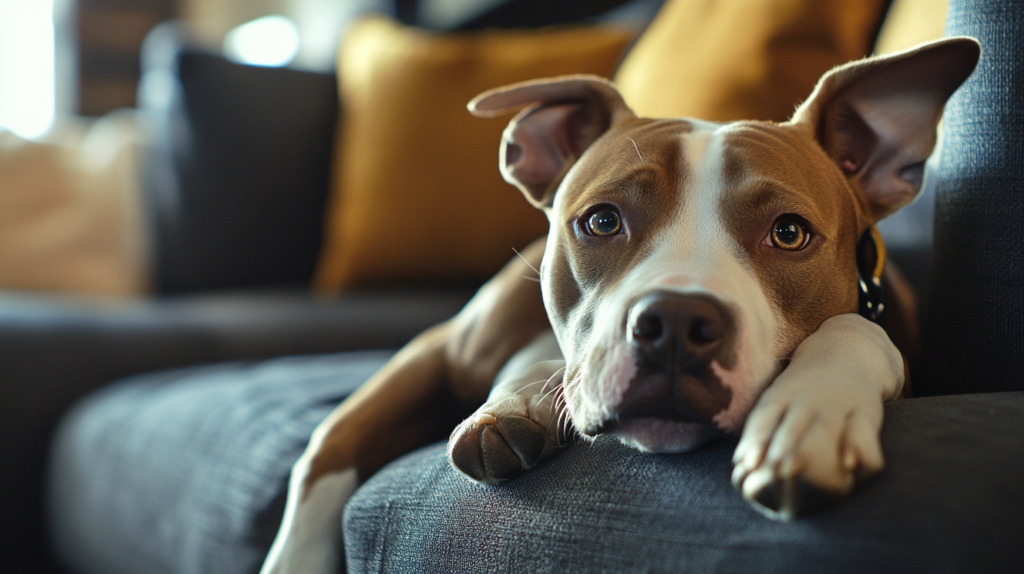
[
  {"x1": 469, "y1": 38, "x2": 979, "y2": 453},
  {"x1": 540, "y1": 117, "x2": 861, "y2": 452}
]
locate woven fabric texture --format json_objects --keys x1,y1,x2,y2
[
  {"x1": 48, "y1": 352, "x2": 390, "y2": 574},
  {"x1": 346, "y1": 393, "x2": 1024, "y2": 574},
  {"x1": 920, "y1": 0, "x2": 1024, "y2": 394}
]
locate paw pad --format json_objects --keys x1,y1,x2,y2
[{"x1": 449, "y1": 415, "x2": 546, "y2": 484}]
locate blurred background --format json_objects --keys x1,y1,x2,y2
[
  {"x1": 0, "y1": 0, "x2": 662, "y2": 298},
  {"x1": 0, "y1": 0, "x2": 945, "y2": 299},
  {"x1": 0, "y1": 0, "x2": 657, "y2": 131}
]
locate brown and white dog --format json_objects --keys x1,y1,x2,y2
[{"x1": 261, "y1": 38, "x2": 979, "y2": 574}]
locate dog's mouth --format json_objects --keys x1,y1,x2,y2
[
  {"x1": 593, "y1": 402, "x2": 699, "y2": 434},
  {"x1": 573, "y1": 354, "x2": 742, "y2": 453},
  {"x1": 584, "y1": 401, "x2": 725, "y2": 454},
  {"x1": 598, "y1": 415, "x2": 722, "y2": 454}
]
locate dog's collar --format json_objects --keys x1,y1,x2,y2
[{"x1": 857, "y1": 224, "x2": 886, "y2": 323}]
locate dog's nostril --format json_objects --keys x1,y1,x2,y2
[
  {"x1": 688, "y1": 314, "x2": 726, "y2": 344},
  {"x1": 689, "y1": 318, "x2": 714, "y2": 343},
  {"x1": 629, "y1": 292, "x2": 734, "y2": 365},
  {"x1": 633, "y1": 312, "x2": 663, "y2": 341}
]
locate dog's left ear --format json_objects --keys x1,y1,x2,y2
[
  {"x1": 468, "y1": 75, "x2": 635, "y2": 209},
  {"x1": 792, "y1": 37, "x2": 980, "y2": 221}
]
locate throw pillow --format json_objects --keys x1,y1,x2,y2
[
  {"x1": 614, "y1": 0, "x2": 891, "y2": 121},
  {"x1": 0, "y1": 112, "x2": 148, "y2": 296},
  {"x1": 314, "y1": 17, "x2": 633, "y2": 291},
  {"x1": 874, "y1": 0, "x2": 949, "y2": 55}
]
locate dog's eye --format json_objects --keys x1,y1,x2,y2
[
  {"x1": 588, "y1": 209, "x2": 622, "y2": 236},
  {"x1": 768, "y1": 216, "x2": 808, "y2": 250}
]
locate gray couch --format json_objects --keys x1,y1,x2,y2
[
  {"x1": 4, "y1": 3, "x2": 654, "y2": 571},
  {"x1": 7, "y1": 0, "x2": 1023, "y2": 572}
]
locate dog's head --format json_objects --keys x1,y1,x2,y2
[{"x1": 470, "y1": 38, "x2": 979, "y2": 453}]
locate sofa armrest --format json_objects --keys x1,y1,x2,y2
[{"x1": 0, "y1": 287, "x2": 472, "y2": 572}]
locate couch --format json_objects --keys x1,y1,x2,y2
[
  {"x1": 3, "y1": 3, "x2": 654, "y2": 571},
  {"x1": 4, "y1": 0, "x2": 1021, "y2": 572}
]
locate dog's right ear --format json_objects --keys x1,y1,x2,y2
[
  {"x1": 791, "y1": 37, "x2": 980, "y2": 222},
  {"x1": 469, "y1": 75, "x2": 635, "y2": 209}
]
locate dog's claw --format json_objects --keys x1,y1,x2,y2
[
  {"x1": 748, "y1": 477, "x2": 844, "y2": 520},
  {"x1": 449, "y1": 415, "x2": 546, "y2": 484}
]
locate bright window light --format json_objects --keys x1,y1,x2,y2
[
  {"x1": 223, "y1": 15, "x2": 299, "y2": 67},
  {"x1": 0, "y1": 0, "x2": 55, "y2": 139}
]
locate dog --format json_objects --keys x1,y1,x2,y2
[{"x1": 261, "y1": 37, "x2": 980, "y2": 574}]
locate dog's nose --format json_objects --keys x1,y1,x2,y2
[
  {"x1": 628, "y1": 292, "x2": 733, "y2": 371},
  {"x1": 613, "y1": 292, "x2": 736, "y2": 424}
]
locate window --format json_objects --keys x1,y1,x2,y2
[{"x1": 0, "y1": 0, "x2": 55, "y2": 139}]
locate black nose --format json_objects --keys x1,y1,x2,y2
[{"x1": 629, "y1": 292, "x2": 734, "y2": 372}]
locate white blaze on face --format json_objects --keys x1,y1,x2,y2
[{"x1": 568, "y1": 122, "x2": 783, "y2": 449}]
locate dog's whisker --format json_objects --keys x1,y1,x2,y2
[
  {"x1": 514, "y1": 379, "x2": 549, "y2": 396},
  {"x1": 540, "y1": 385, "x2": 560, "y2": 404},
  {"x1": 555, "y1": 407, "x2": 566, "y2": 445},
  {"x1": 548, "y1": 384, "x2": 565, "y2": 415},
  {"x1": 557, "y1": 404, "x2": 572, "y2": 447},
  {"x1": 537, "y1": 378, "x2": 554, "y2": 403},
  {"x1": 558, "y1": 395, "x2": 575, "y2": 446},
  {"x1": 521, "y1": 275, "x2": 541, "y2": 282},
  {"x1": 511, "y1": 247, "x2": 542, "y2": 276},
  {"x1": 627, "y1": 137, "x2": 644, "y2": 162},
  {"x1": 539, "y1": 371, "x2": 565, "y2": 398},
  {"x1": 538, "y1": 369, "x2": 560, "y2": 394},
  {"x1": 516, "y1": 379, "x2": 547, "y2": 391},
  {"x1": 536, "y1": 367, "x2": 566, "y2": 403}
]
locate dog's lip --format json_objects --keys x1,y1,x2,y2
[
  {"x1": 603, "y1": 416, "x2": 720, "y2": 454},
  {"x1": 593, "y1": 410, "x2": 700, "y2": 435}
]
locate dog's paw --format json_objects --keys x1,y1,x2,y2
[
  {"x1": 729, "y1": 381, "x2": 885, "y2": 520},
  {"x1": 449, "y1": 412, "x2": 546, "y2": 483},
  {"x1": 448, "y1": 393, "x2": 559, "y2": 484}
]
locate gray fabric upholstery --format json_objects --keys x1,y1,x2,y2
[
  {"x1": 48, "y1": 352, "x2": 1024, "y2": 574},
  {"x1": 346, "y1": 393, "x2": 1024, "y2": 574},
  {"x1": 5, "y1": 288, "x2": 470, "y2": 573},
  {"x1": 920, "y1": 0, "x2": 1024, "y2": 394},
  {"x1": 48, "y1": 352, "x2": 392, "y2": 574}
]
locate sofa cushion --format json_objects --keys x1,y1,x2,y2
[
  {"x1": 140, "y1": 23, "x2": 339, "y2": 294},
  {"x1": 48, "y1": 355, "x2": 1024, "y2": 574},
  {"x1": 346, "y1": 392, "x2": 1024, "y2": 573},
  {"x1": 613, "y1": 0, "x2": 890, "y2": 121},
  {"x1": 313, "y1": 17, "x2": 633, "y2": 291},
  {"x1": 6, "y1": 287, "x2": 471, "y2": 572},
  {"x1": 873, "y1": 0, "x2": 949, "y2": 56},
  {"x1": 48, "y1": 352, "x2": 393, "y2": 574},
  {"x1": 0, "y1": 112, "x2": 147, "y2": 297}
]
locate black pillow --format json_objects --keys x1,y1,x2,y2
[{"x1": 140, "y1": 23, "x2": 338, "y2": 293}]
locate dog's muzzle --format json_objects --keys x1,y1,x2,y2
[{"x1": 607, "y1": 291, "x2": 736, "y2": 428}]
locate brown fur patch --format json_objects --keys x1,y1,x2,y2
[
  {"x1": 545, "y1": 119, "x2": 693, "y2": 343},
  {"x1": 718, "y1": 122, "x2": 865, "y2": 356}
]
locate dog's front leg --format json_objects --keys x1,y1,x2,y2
[
  {"x1": 261, "y1": 323, "x2": 466, "y2": 574},
  {"x1": 261, "y1": 239, "x2": 550, "y2": 574},
  {"x1": 449, "y1": 331, "x2": 566, "y2": 484},
  {"x1": 731, "y1": 313, "x2": 905, "y2": 519}
]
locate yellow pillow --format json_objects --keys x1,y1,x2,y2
[
  {"x1": 614, "y1": 0, "x2": 891, "y2": 121},
  {"x1": 873, "y1": 0, "x2": 949, "y2": 55},
  {"x1": 314, "y1": 17, "x2": 633, "y2": 291}
]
